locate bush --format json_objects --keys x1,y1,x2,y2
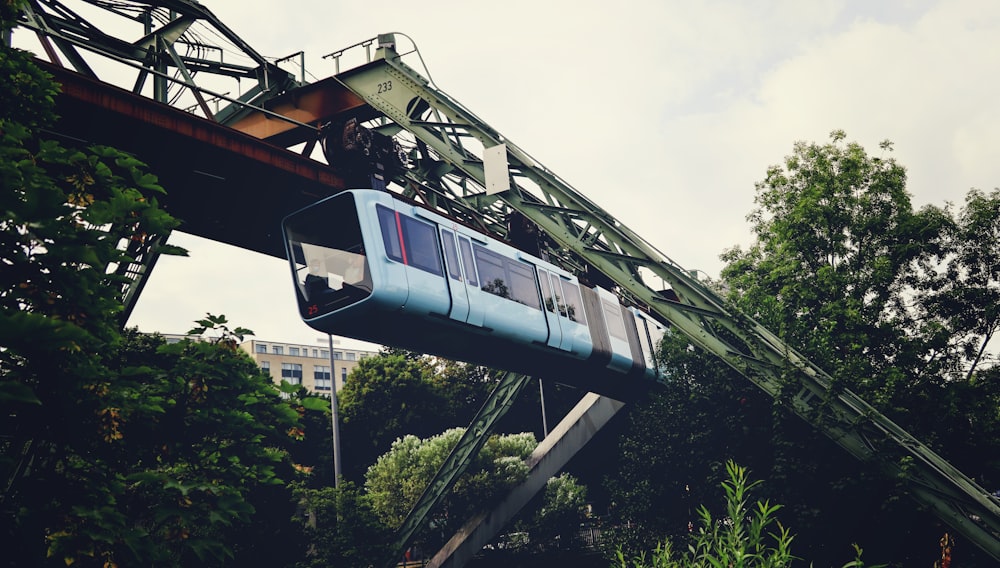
[{"x1": 615, "y1": 461, "x2": 885, "y2": 568}]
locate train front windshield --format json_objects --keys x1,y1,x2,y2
[{"x1": 282, "y1": 193, "x2": 373, "y2": 320}]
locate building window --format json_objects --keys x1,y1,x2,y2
[
  {"x1": 312, "y1": 349, "x2": 318, "y2": 358},
  {"x1": 281, "y1": 363, "x2": 302, "y2": 385},
  {"x1": 261, "y1": 361, "x2": 270, "y2": 373},
  {"x1": 334, "y1": 351, "x2": 343, "y2": 360},
  {"x1": 272, "y1": 345, "x2": 284, "y2": 355},
  {"x1": 314, "y1": 366, "x2": 331, "y2": 391},
  {"x1": 340, "y1": 367, "x2": 348, "y2": 387},
  {"x1": 346, "y1": 352, "x2": 356, "y2": 361},
  {"x1": 290, "y1": 347, "x2": 300, "y2": 357},
  {"x1": 255, "y1": 343, "x2": 267, "y2": 353},
  {"x1": 320, "y1": 349, "x2": 329, "y2": 359}
]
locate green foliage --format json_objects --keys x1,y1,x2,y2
[
  {"x1": 364, "y1": 428, "x2": 535, "y2": 548},
  {"x1": 721, "y1": 129, "x2": 939, "y2": 401},
  {"x1": 2, "y1": 324, "x2": 311, "y2": 566},
  {"x1": 607, "y1": 132, "x2": 1000, "y2": 566},
  {"x1": 604, "y1": 331, "x2": 770, "y2": 553},
  {"x1": 338, "y1": 351, "x2": 495, "y2": 481},
  {"x1": 187, "y1": 312, "x2": 255, "y2": 343},
  {"x1": 525, "y1": 472, "x2": 590, "y2": 550},
  {"x1": 292, "y1": 481, "x2": 392, "y2": 568},
  {"x1": 615, "y1": 461, "x2": 884, "y2": 568},
  {"x1": 0, "y1": 24, "x2": 317, "y2": 565}
]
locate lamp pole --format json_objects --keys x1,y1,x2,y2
[
  {"x1": 539, "y1": 379, "x2": 549, "y2": 438},
  {"x1": 328, "y1": 334, "x2": 342, "y2": 487}
]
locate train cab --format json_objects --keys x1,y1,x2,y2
[{"x1": 283, "y1": 191, "x2": 376, "y2": 321}]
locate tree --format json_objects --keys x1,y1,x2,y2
[
  {"x1": 365, "y1": 428, "x2": 536, "y2": 551},
  {"x1": 606, "y1": 131, "x2": 999, "y2": 566},
  {"x1": 337, "y1": 350, "x2": 500, "y2": 482},
  {"x1": 292, "y1": 481, "x2": 392, "y2": 568},
  {"x1": 1, "y1": 8, "x2": 319, "y2": 563},
  {"x1": 523, "y1": 472, "x2": 590, "y2": 551},
  {"x1": 337, "y1": 352, "x2": 447, "y2": 480},
  {"x1": 604, "y1": 332, "x2": 774, "y2": 558},
  {"x1": 2, "y1": 6, "x2": 183, "y2": 561},
  {"x1": 721, "y1": 130, "x2": 948, "y2": 404}
]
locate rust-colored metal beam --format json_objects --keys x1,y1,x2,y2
[
  {"x1": 226, "y1": 75, "x2": 370, "y2": 147},
  {"x1": 40, "y1": 60, "x2": 349, "y2": 258}
]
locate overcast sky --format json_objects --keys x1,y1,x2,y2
[{"x1": 109, "y1": 0, "x2": 1000, "y2": 347}]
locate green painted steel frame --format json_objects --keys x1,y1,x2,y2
[
  {"x1": 334, "y1": 37, "x2": 1000, "y2": 561},
  {"x1": 16, "y1": 0, "x2": 306, "y2": 318}
]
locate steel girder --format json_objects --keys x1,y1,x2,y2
[{"x1": 333, "y1": 35, "x2": 1000, "y2": 561}]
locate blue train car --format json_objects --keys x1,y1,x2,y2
[{"x1": 282, "y1": 189, "x2": 666, "y2": 398}]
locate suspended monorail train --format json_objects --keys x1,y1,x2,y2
[{"x1": 281, "y1": 189, "x2": 667, "y2": 399}]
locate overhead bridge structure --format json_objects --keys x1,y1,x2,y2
[{"x1": 9, "y1": 1, "x2": 1000, "y2": 565}]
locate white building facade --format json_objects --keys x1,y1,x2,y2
[{"x1": 239, "y1": 338, "x2": 377, "y2": 393}]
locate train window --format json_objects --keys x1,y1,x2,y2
[
  {"x1": 509, "y1": 261, "x2": 541, "y2": 310},
  {"x1": 551, "y1": 279, "x2": 569, "y2": 317},
  {"x1": 459, "y1": 237, "x2": 478, "y2": 286},
  {"x1": 602, "y1": 298, "x2": 627, "y2": 341},
  {"x1": 441, "y1": 230, "x2": 462, "y2": 281},
  {"x1": 538, "y1": 270, "x2": 555, "y2": 313},
  {"x1": 635, "y1": 314, "x2": 655, "y2": 369},
  {"x1": 400, "y1": 215, "x2": 443, "y2": 276},
  {"x1": 559, "y1": 281, "x2": 586, "y2": 324},
  {"x1": 473, "y1": 245, "x2": 541, "y2": 310},
  {"x1": 475, "y1": 246, "x2": 508, "y2": 298},
  {"x1": 377, "y1": 205, "x2": 404, "y2": 263},
  {"x1": 283, "y1": 192, "x2": 373, "y2": 319}
]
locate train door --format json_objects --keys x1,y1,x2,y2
[
  {"x1": 440, "y1": 228, "x2": 469, "y2": 322},
  {"x1": 457, "y1": 234, "x2": 485, "y2": 327},
  {"x1": 536, "y1": 268, "x2": 564, "y2": 350}
]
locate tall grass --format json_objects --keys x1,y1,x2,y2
[{"x1": 615, "y1": 461, "x2": 885, "y2": 568}]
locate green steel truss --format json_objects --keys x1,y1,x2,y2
[
  {"x1": 15, "y1": 0, "x2": 305, "y2": 318},
  {"x1": 16, "y1": 0, "x2": 298, "y2": 114},
  {"x1": 333, "y1": 35, "x2": 1000, "y2": 560}
]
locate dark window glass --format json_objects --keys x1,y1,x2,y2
[
  {"x1": 509, "y1": 260, "x2": 541, "y2": 309},
  {"x1": 459, "y1": 237, "x2": 478, "y2": 286},
  {"x1": 538, "y1": 270, "x2": 555, "y2": 313},
  {"x1": 561, "y1": 281, "x2": 586, "y2": 324},
  {"x1": 441, "y1": 230, "x2": 462, "y2": 281},
  {"x1": 603, "y1": 298, "x2": 627, "y2": 340},
  {"x1": 400, "y1": 215, "x2": 443, "y2": 276},
  {"x1": 281, "y1": 363, "x2": 303, "y2": 385},
  {"x1": 377, "y1": 205, "x2": 404, "y2": 262},
  {"x1": 473, "y1": 245, "x2": 540, "y2": 310},
  {"x1": 475, "y1": 246, "x2": 509, "y2": 299},
  {"x1": 552, "y1": 279, "x2": 569, "y2": 317},
  {"x1": 283, "y1": 192, "x2": 373, "y2": 319},
  {"x1": 636, "y1": 314, "x2": 655, "y2": 368}
]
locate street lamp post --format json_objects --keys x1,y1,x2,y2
[{"x1": 328, "y1": 334, "x2": 342, "y2": 488}]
